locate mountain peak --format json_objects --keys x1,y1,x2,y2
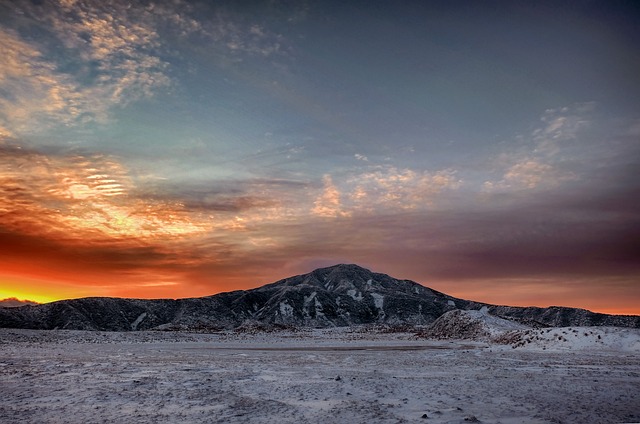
[
  {"x1": 317, "y1": 263, "x2": 372, "y2": 272},
  {"x1": 316, "y1": 264, "x2": 371, "y2": 273},
  {"x1": 311, "y1": 263, "x2": 375, "y2": 280},
  {"x1": 261, "y1": 264, "x2": 439, "y2": 305}
]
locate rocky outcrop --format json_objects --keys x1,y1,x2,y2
[{"x1": 416, "y1": 308, "x2": 530, "y2": 340}]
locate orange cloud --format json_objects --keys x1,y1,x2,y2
[
  {"x1": 312, "y1": 175, "x2": 350, "y2": 218},
  {"x1": 0, "y1": 28, "x2": 84, "y2": 133},
  {"x1": 0, "y1": 141, "x2": 222, "y2": 300},
  {"x1": 349, "y1": 166, "x2": 461, "y2": 210},
  {"x1": 0, "y1": 140, "x2": 316, "y2": 300},
  {"x1": 0, "y1": 143, "x2": 211, "y2": 243},
  {"x1": 309, "y1": 167, "x2": 462, "y2": 218}
]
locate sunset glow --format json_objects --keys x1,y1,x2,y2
[{"x1": 1, "y1": 1, "x2": 639, "y2": 314}]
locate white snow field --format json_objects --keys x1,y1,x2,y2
[{"x1": 1, "y1": 327, "x2": 639, "y2": 424}]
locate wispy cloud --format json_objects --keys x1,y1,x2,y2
[
  {"x1": 312, "y1": 175, "x2": 349, "y2": 218},
  {"x1": 348, "y1": 166, "x2": 461, "y2": 211},
  {"x1": 482, "y1": 104, "x2": 599, "y2": 192},
  {"x1": 0, "y1": 28, "x2": 84, "y2": 134},
  {"x1": 0, "y1": 1, "x2": 175, "y2": 134},
  {"x1": 483, "y1": 159, "x2": 571, "y2": 191},
  {"x1": 532, "y1": 103, "x2": 595, "y2": 157},
  {"x1": 0, "y1": 0, "x2": 172, "y2": 134},
  {"x1": 0, "y1": 141, "x2": 210, "y2": 244},
  {"x1": 0, "y1": 0, "x2": 292, "y2": 136}
]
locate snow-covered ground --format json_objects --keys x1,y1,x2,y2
[
  {"x1": 1, "y1": 327, "x2": 639, "y2": 424},
  {"x1": 495, "y1": 325, "x2": 640, "y2": 352}
]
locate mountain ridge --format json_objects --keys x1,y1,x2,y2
[{"x1": 1, "y1": 264, "x2": 638, "y2": 331}]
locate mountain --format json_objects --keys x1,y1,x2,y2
[{"x1": 1, "y1": 264, "x2": 638, "y2": 331}]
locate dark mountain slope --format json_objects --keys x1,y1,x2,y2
[
  {"x1": 487, "y1": 305, "x2": 640, "y2": 328},
  {"x1": 0, "y1": 297, "x2": 180, "y2": 331}
]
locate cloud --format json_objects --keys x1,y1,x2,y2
[
  {"x1": 135, "y1": 165, "x2": 639, "y2": 308},
  {"x1": 312, "y1": 175, "x2": 349, "y2": 218},
  {"x1": 0, "y1": 28, "x2": 85, "y2": 133},
  {"x1": 140, "y1": 163, "x2": 462, "y2": 227},
  {"x1": 0, "y1": 140, "x2": 316, "y2": 293},
  {"x1": 0, "y1": 0, "x2": 293, "y2": 136},
  {"x1": 482, "y1": 103, "x2": 602, "y2": 192},
  {"x1": 1, "y1": 146, "x2": 637, "y2": 306},
  {"x1": 0, "y1": 142, "x2": 210, "y2": 244},
  {"x1": 308, "y1": 166, "x2": 461, "y2": 218},
  {"x1": 501, "y1": 160, "x2": 552, "y2": 189},
  {"x1": 176, "y1": 110, "x2": 639, "y2": 295},
  {"x1": 0, "y1": 140, "x2": 469, "y2": 293},
  {"x1": 0, "y1": 0, "x2": 173, "y2": 134},
  {"x1": 348, "y1": 166, "x2": 461, "y2": 211},
  {"x1": 0, "y1": 141, "x2": 242, "y2": 295},
  {"x1": 157, "y1": 0, "x2": 290, "y2": 61},
  {"x1": 245, "y1": 177, "x2": 640, "y2": 284},
  {"x1": 185, "y1": 195, "x2": 279, "y2": 213},
  {"x1": 483, "y1": 159, "x2": 573, "y2": 191},
  {"x1": 532, "y1": 103, "x2": 595, "y2": 157}
]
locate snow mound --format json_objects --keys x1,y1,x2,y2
[
  {"x1": 417, "y1": 308, "x2": 530, "y2": 340},
  {"x1": 494, "y1": 326, "x2": 640, "y2": 351}
]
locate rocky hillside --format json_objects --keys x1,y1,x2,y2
[
  {"x1": 1, "y1": 264, "x2": 638, "y2": 331},
  {"x1": 416, "y1": 308, "x2": 530, "y2": 340}
]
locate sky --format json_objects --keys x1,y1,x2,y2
[{"x1": 0, "y1": 0, "x2": 639, "y2": 314}]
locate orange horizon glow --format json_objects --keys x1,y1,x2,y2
[
  {"x1": 1, "y1": 128, "x2": 639, "y2": 318},
  {"x1": 3, "y1": 271, "x2": 639, "y2": 317}
]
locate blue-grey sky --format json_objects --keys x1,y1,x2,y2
[{"x1": 0, "y1": 0, "x2": 639, "y2": 313}]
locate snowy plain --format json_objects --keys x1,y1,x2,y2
[{"x1": 1, "y1": 327, "x2": 639, "y2": 424}]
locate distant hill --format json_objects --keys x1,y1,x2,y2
[
  {"x1": 0, "y1": 298, "x2": 39, "y2": 308},
  {"x1": 1, "y1": 264, "x2": 638, "y2": 331}
]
